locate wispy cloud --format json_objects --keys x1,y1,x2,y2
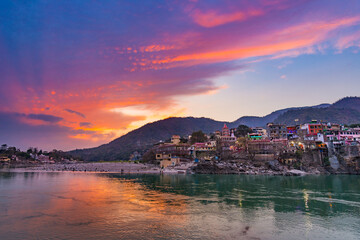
[{"x1": 65, "y1": 109, "x2": 86, "y2": 118}]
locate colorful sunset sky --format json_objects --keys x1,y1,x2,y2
[{"x1": 1, "y1": 0, "x2": 360, "y2": 151}]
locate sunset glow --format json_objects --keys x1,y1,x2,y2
[{"x1": 1, "y1": 0, "x2": 360, "y2": 150}]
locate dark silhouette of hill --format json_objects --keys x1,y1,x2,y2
[
  {"x1": 331, "y1": 96, "x2": 360, "y2": 112},
  {"x1": 274, "y1": 97, "x2": 360, "y2": 125},
  {"x1": 69, "y1": 97, "x2": 359, "y2": 161},
  {"x1": 232, "y1": 103, "x2": 330, "y2": 127}
]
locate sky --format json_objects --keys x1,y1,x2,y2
[{"x1": 1, "y1": 0, "x2": 360, "y2": 151}]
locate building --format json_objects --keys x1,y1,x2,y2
[
  {"x1": 221, "y1": 124, "x2": 236, "y2": 143},
  {"x1": 38, "y1": 154, "x2": 50, "y2": 163},
  {"x1": 171, "y1": 135, "x2": 181, "y2": 144},
  {"x1": 252, "y1": 127, "x2": 267, "y2": 137},
  {"x1": 286, "y1": 126, "x2": 299, "y2": 139},
  {"x1": 0, "y1": 156, "x2": 10, "y2": 163},
  {"x1": 325, "y1": 130, "x2": 360, "y2": 143},
  {"x1": 189, "y1": 141, "x2": 217, "y2": 160},
  {"x1": 267, "y1": 123, "x2": 287, "y2": 139},
  {"x1": 247, "y1": 139, "x2": 288, "y2": 160},
  {"x1": 159, "y1": 156, "x2": 180, "y2": 168},
  {"x1": 248, "y1": 133, "x2": 263, "y2": 140},
  {"x1": 301, "y1": 122, "x2": 324, "y2": 136},
  {"x1": 222, "y1": 123, "x2": 230, "y2": 136},
  {"x1": 153, "y1": 143, "x2": 191, "y2": 164}
]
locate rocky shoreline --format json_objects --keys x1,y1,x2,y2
[{"x1": 191, "y1": 161, "x2": 312, "y2": 176}]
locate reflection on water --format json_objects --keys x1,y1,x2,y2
[{"x1": 0, "y1": 173, "x2": 360, "y2": 239}]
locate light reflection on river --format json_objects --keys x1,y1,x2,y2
[{"x1": 0, "y1": 172, "x2": 360, "y2": 239}]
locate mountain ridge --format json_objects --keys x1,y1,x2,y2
[{"x1": 69, "y1": 97, "x2": 359, "y2": 161}]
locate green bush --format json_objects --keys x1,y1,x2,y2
[{"x1": 323, "y1": 157, "x2": 330, "y2": 167}]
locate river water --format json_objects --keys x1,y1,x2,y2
[{"x1": 0, "y1": 172, "x2": 359, "y2": 239}]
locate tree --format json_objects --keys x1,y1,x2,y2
[
  {"x1": 142, "y1": 149, "x2": 156, "y2": 164},
  {"x1": 235, "y1": 125, "x2": 253, "y2": 137},
  {"x1": 1, "y1": 144, "x2": 7, "y2": 151},
  {"x1": 190, "y1": 131, "x2": 208, "y2": 144}
]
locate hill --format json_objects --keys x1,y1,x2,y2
[
  {"x1": 274, "y1": 107, "x2": 360, "y2": 125},
  {"x1": 331, "y1": 96, "x2": 360, "y2": 112},
  {"x1": 69, "y1": 97, "x2": 359, "y2": 161},
  {"x1": 232, "y1": 103, "x2": 330, "y2": 127},
  {"x1": 70, "y1": 117, "x2": 228, "y2": 161},
  {"x1": 274, "y1": 97, "x2": 360, "y2": 125}
]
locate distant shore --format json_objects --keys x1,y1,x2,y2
[{"x1": 0, "y1": 162, "x2": 163, "y2": 174}]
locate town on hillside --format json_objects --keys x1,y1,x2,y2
[
  {"x1": 141, "y1": 121, "x2": 360, "y2": 175},
  {"x1": 0, "y1": 146, "x2": 81, "y2": 167}
]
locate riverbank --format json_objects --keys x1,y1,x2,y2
[
  {"x1": 0, "y1": 161, "x2": 323, "y2": 176},
  {"x1": 1, "y1": 162, "x2": 162, "y2": 174},
  {"x1": 1, "y1": 158, "x2": 357, "y2": 176}
]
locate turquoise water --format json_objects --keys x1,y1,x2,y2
[{"x1": 0, "y1": 172, "x2": 360, "y2": 239}]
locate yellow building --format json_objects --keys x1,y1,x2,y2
[
  {"x1": 160, "y1": 157, "x2": 180, "y2": 168},
  {"x1": 156, "y1": 153, "x2": 171, "y2": 161}
]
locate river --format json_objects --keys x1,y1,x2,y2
[{"x1": 0, "y1": 172, "x2": 359, "y2": 239}]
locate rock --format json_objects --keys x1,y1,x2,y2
[
  {"x1": 287, "y1": 169, "x2": 307, "y2": 176},
  {"x1": 266, "y1": 160, "x2": 281, "y2": 171}
]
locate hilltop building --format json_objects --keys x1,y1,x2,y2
[{"x1": 171, "y1": 135, "x2": 181, "y2": 144}]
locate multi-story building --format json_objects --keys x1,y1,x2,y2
[
  {"x1": 325, "y1": 130, "x2": 360, "y2": 142},
  {"x1": 252, "y1": 127, "x2": 267, "y2": 137},
  {"x1": 267, "y1": 123, "x2": 287, "y2": 139},
  {"x1": 301, "y1": 122, "x2": 324, "y2": 135},
  {"x1": 221, "y1": 124, "x2": 236, "y2": 143}
]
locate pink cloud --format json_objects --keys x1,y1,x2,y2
[
  {"x1": 336, "y1": 31, "x2": 360, "y2": 50},
  {"x1": 132, "y1": 16, "x2": 360, "y2": 69},
  {"x1": 191, "y1": 9, "x2": 265, "y2": 28}
]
